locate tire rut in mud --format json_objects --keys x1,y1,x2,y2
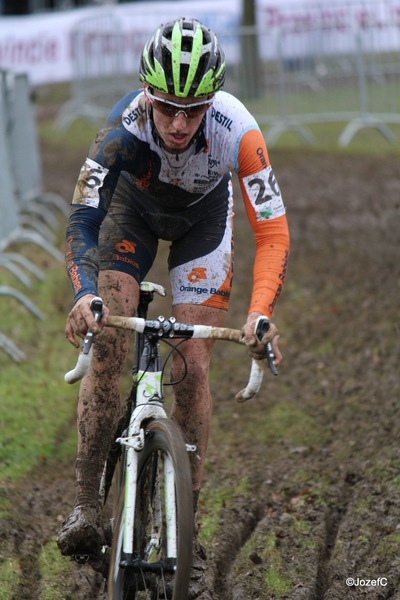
[{"x1": 208, "y1": 499, "x2": 265, "y2": 599}]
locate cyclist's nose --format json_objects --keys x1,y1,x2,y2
[{"x1": 172, "y1": 111, "x2": 188, "y2": 127}]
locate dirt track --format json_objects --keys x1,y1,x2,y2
[{"x1": 2, "y1": 140, "x2": 400, "y2": 599}]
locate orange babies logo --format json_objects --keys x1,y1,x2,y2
[
  {"x1": 188, "y1": 267, "x2": 207, "y2": 283},
  {"x1": 115, "y1": 240, "x2": 137, "y2": 254}
]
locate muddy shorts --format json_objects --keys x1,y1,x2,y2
[{"x1": 98, "y1": 172, "x2": 234, "y2": 310}]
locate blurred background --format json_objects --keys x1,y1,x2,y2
[
  {"x1": 1, "y1": 0, "x2": 400, "y2": 148},
  {"x1": 1, "y1": 4, "x2": 400, "y2": 599}
]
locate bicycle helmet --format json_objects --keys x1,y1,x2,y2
[{"x1": 139, "y1": 18, "x2": 226, "y2": 98}]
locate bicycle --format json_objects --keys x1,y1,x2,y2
[{"x1": 64, "y1": 281, "x2": 278, "y2": 599}]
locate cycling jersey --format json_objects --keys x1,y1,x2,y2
[{"x1": 66, "y1": 89, "x2": 289, "y2": 317}]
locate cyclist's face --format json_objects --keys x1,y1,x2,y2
[{"x1": 145, "y1": 87, "x2": 212, "y2": 153}]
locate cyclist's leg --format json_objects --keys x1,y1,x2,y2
[
  {"x1": 167, "y1": 181, "x2": 233, "y2": 598},
  {"x1": 168, "y1": 177, "x2": 234, "y2": 499},
  {"x1": 58, "y1": 185, "x2": 158, "y2": 557},
  {"x1": 169, "y1": 307, "x2": 223, "y2": 599},
  {"x1": 170, "y1": 304, "x2": 226, "y2": 495},
  {"x1": 57, "y1": 270, "x2": 140, "y2": 557}
]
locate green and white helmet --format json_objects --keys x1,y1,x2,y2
[{"x1": 139, "y1": 18, "x2": 226, "y2": 98}]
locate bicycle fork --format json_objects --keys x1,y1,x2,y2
[{"x1": 116, "y1": 339, "x2": 178, "y2": 573}]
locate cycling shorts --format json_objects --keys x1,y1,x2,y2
[{"x1": 98, "y1": 172, "x2": 234, "y2": 310}]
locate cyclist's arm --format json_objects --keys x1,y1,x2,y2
[
  {"x1": 65, "y1": 115, "x2": 138, "y2": 345},
  {"x1": 65, "y1": 91, "x2": 142, "y2": 305},
  {"x1": 236, "y1": 127, "x2": 290, "y2": 359},
  {"x1": 65, "y1": 134, "x2": 135, "y2": 305},
  {"x1": 237, "y1": 127, "x2": 289, "y2": 316}
]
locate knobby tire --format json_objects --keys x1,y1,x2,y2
[{"x1": 108, "y1": 418, "x2": 193, "y2": 600}]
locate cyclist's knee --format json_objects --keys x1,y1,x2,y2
[
  {"x1": 87, "y1": 326, "x2": 130, "y2": 379},
  {"x1": 171, "y1": 351, "x2": 210, "y2": 388},
  {"x1": 98, "y1": 270, "x2": 139, "y2": 316}
]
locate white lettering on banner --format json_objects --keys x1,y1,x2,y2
[
  {"x1": 0, "y1": 37, "x2": 59, "y2": 66},
  {"x1": 0, "y1": 0, "x2": 240, "y2": 86}
]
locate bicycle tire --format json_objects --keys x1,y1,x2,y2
[{"x1": 108, "y1": 418, "x2": 194, "y2": 600}]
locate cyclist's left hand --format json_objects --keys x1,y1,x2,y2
[{"x1": 242, "y1": 311, "x2": 282, "y2": 365}]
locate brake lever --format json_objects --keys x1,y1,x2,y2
[
  {"x1": 82, "y1": 296, "x2": 103, "y2": 355},
  {"x1": 255, "y1": 316, "x2": 278, "y2": 377},
  {"x1": 265, "y1": 342, "x2": 278, "y2": 376}
]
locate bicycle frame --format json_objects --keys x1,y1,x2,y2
[{"x1": 117, "y1": 334, "x2": 177, "y2": 563}]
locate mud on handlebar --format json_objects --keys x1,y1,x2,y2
[{"x1": 64, "y1": 297, "x2": 278, "y2": 402}]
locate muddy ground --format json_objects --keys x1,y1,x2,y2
[{"x1": 2, "y1": 125, "x2": 400, "y2": 600}]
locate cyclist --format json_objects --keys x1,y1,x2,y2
[{"x1": 57, "y1": 17, "x2": 289, "y2": 597}]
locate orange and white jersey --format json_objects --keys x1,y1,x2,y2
[{"x1": 67, "y1": 89, "x2": 289, "y2": 316}]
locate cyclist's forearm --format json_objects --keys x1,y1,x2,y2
[
  {"x1": 66, "y1": 205, "x2": 106, "y2": 302},
  {"x1": 249, "y1": 215, "x2": 290, "y2": 317}
]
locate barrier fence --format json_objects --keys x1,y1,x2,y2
[
  {"x1": 237, "y1": 19, "x2": 400, "y2": 146},
  {"x1": 54, "y1": 1, "x2": 400, "y2": 148},
  {"x1": 54, "y1": 11, "x2": 141, "y2": 130},
  {"x1": 0, "y1": 70, "x2": 66, "y2": 362}
]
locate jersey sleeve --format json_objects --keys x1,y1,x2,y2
[
  {"x1": 65, "y1": 130, "x2": 128, "y2": 302},
  {"x1": 65, "y1": 91, "x2": 145, "y2": 303},
  {"x1": 237, "y1": 128, "x2": 290, "y2": 317}
]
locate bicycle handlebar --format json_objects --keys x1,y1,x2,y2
[{"x1": 64, "y1": 303, "x2": 278, "y2": 401}]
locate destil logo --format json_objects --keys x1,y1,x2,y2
[
  {"x1": 115, "y1": 240, "x2": 137, "y2": 254},
  {"x1": 188, "y1": 267, "x2": 207, "y2": 283}
]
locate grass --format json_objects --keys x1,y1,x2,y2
[
  {"x1": 0, "y1": 242, "x2": 79, "y2": 492},
  {"x1": 199, "y1": 476, "x2": 250, "y2": 547},
  {"x1": 39, "y1": 118, "x2": 98, "y2": 153},
  {"x1": 39, "y1": 540, "x2": 79, "y2": 600},
  {"x1": 34, "y1": 81, "x2": 400, "y2": 157},
  {"x1": 0, "y1": 541, "x2": 19, "y2": 600}
]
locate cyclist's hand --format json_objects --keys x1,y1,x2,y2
[
  {"x1": 242, "y1": 311, "x2": 282, "y2": 365},
  {"x1": 65, "y1": 294, "x2": 109, "y2": 348}
]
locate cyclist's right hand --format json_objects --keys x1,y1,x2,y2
[{"x1": 65, "y1": 294, "x2": 109, "y2": 348}]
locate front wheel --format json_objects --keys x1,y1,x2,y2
[{"x1": 108, "y1": 418, "x2": 194, "y2": 599}]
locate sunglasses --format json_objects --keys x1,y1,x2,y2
[{"x1": 145, "y1": 88, "x2": 213, "y2": 119}]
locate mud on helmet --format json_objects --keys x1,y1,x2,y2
[{"x1": 139, "y1": 18, "x2": 226, "y2": 98}]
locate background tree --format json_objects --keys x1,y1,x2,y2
[{"x1": 241, "y1": 0, "x2": 261, "y2": 99}]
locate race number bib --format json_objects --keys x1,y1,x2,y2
[
  {"x1": 242, "y1": 166, "x2": 285, "y2": 221},
  {"x1": 72, "y1": 158, "x2": 109, "y2": 208}
]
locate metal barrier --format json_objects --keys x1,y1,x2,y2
[
  {"x1": 54, "y1": 11, "x2": 141, "y2": 130},
  {"x1": 222, "y1": 7, "x2": 400, "y2": 147},
  {"x1": 5, "y1": 72, "x2": 69, "y2": 226},
  {"x1": 0, "y1": 70, "x2": 65, "y2": 361}
]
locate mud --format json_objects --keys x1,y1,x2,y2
[{"x1": 1, "y1": 134, "x2": 400, "y2": 600}]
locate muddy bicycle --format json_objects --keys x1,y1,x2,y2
[{"x1": 64, "y1": 281, "x2": 277, "y2": 599}]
